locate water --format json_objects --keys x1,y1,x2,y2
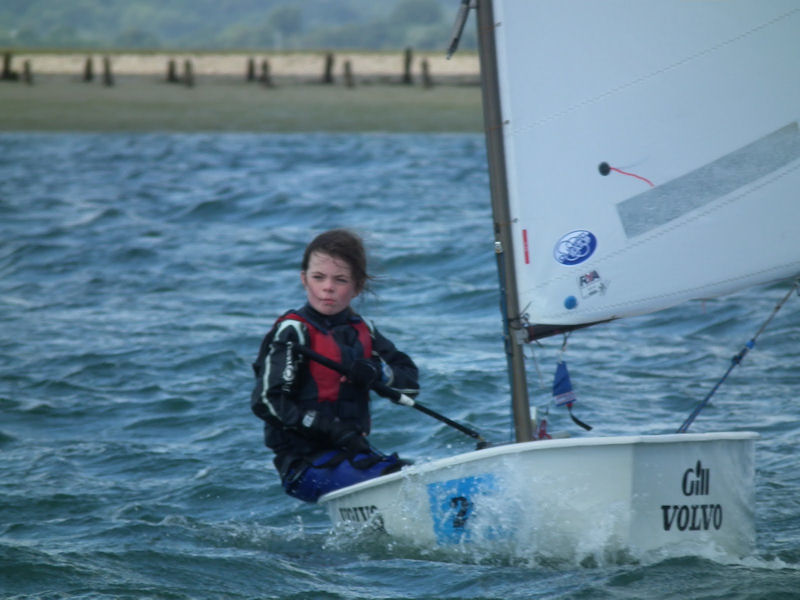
[{"x1": 1, "y1": 132, "x2": 799, "y2": 599}]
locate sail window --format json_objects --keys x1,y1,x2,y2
[{"x1": 616, "y1": 122, "x2": 800, "y2": 238}]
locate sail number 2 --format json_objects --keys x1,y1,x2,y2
[
  {"x1": 661, "y1": 460, "x2": 723, "y2": 532},
  {"x1": 427, "y1": 474, "x2": 498, "y2": 544}
]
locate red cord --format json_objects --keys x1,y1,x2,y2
[{"x1": 608, "y1": 166, "x2": 655, "y2": 187}]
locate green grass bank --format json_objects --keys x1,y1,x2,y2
[{"x1": 0, "y1": 76, "x2": 483, "y2": 133}]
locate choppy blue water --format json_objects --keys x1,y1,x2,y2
[{"x1": 1, "y1": 132, "x2": 799, "y2": 599}]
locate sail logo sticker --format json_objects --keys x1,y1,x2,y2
[
  {"x1": 554, "y1": 230, "x2": 597, "y2": 266},
  {"x1": 579, "y1": 270, "x2": 607, "y2": 298}
]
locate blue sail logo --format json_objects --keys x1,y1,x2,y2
[{"x1": 554, "y1": 230, "x2": 597, "y2": 265}]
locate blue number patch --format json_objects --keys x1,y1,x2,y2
[{"x1": 426, "y1": 474, "x2": 498, "y2": 544}]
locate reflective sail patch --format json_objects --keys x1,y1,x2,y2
[{"x1": 617, "y1": 122, "x2": 800, "y2": 238}]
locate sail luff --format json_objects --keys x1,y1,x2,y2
[{"x1": 476, "y1": 0, "x2": 532, "y2": 442}]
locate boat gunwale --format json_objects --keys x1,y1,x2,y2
[{"x1": 318, "y1": 431, "x2": 758, "y2": 503}]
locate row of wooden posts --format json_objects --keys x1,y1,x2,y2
[
  {"x1": 1, "y1": 52, "x2": 33, "y2": 84},
  {"x1": 1, "y1": 48, "x2": 438, "y2": 88}
]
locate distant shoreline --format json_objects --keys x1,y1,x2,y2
[
  {"x1": 0, "y1": 50, "x2": 484, "y2": 133},
  {"x1": 3, "y1": 50, "x2": 479, "y2": 83}
]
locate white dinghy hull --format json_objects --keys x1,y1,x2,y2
[{"x1": 320, "y1": 432, "x2": 756, "y2": 558}]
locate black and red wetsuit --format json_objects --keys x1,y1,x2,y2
[{"x1": 251, "y1": 303, "x2": 419, "y2": 484}]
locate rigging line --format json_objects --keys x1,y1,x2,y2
[
  {"x1": 529, "y1": 346, "x2": 545, "y2": 388},
  {"x1": 677, "y1": 278, "x2": 800, "y2": 433},
  {"x1": 559, "y1": 331, "x2": 571, "y2": 356},
  {"x1": 607, "y1": 166, "x2": 655, "y2": 187}
]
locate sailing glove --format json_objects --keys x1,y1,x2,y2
[
  {"x1": 334, "y1": 426, "x2": 371, "y2": 455},
  {"x1": 326, "y1": 417, "x2": 370, "y2": 454},
  {"x1": 348, "y1": 358, "x2": 379, "y2": 389}
]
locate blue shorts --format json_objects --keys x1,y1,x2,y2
[{"x1": 284, "y1": 450, "x2": 404, "y2": 503}]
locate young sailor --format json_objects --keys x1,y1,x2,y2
[{"x1": 251, "y1": 229, "x2": 419, "y2": 502}]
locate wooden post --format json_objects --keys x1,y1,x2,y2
[
  {"x1": 102, "y1": 56, "x2": 114, "y2": 87},
  {"x1": 22, "y1": 60, "x2": 32, "y2": 85},
  {"x1": 343, "y1": 60, "x2": 355, "y2": 88},
  {"x1": 246, "y1": 57, "x2": 255, "y2": 82},
  {"x1": 183, "y1": 59, "x2": 194, "y2": 87},
  {"x1": 1, "y1": 52, "x2": 18, "y2": 81},
  {"x1": 83, "y1": 56, "x2": 94, "y2": 82},
  {"x1": 322, "y1": 52, "x2": 334, "y2": 84},
  {"x1": 166, "y1": 59, "x2": 179, "y2": 83},
  {"x1": 421, "y1": 58, "x2": 433, "y2": 89},
  {"x1": 402, "y1": 47, "x2": 413, "y2": 84},
  {"x1": 259, "y1": 59, "x2": 273, "y2": 87}
]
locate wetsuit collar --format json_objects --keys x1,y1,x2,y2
[{"x1": 298, "y1": 303, "x2": 361, "y2": 332}]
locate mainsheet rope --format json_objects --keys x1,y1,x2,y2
[{"x1": 677, "y1": 279, "x2": 800, "y2": 433}]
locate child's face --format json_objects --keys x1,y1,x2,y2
[{"x1": 301, "y1": 251, "x2": 359, "y2": 315}]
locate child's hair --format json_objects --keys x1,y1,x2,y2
[{"x1": 302, "y1": 229, "x2": 371, "y2": 293}]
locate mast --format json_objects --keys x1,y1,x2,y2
[{"x1": 476, "y1": 0, "x2": 532, "y2": 442}]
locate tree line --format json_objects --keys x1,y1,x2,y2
[{"x1": 0, "y1": 0, "x2": 477, "y2": 52}]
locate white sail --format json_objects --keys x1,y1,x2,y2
[{"x1": 492, "y1": 1, "x2": 800, "y2": 336}]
